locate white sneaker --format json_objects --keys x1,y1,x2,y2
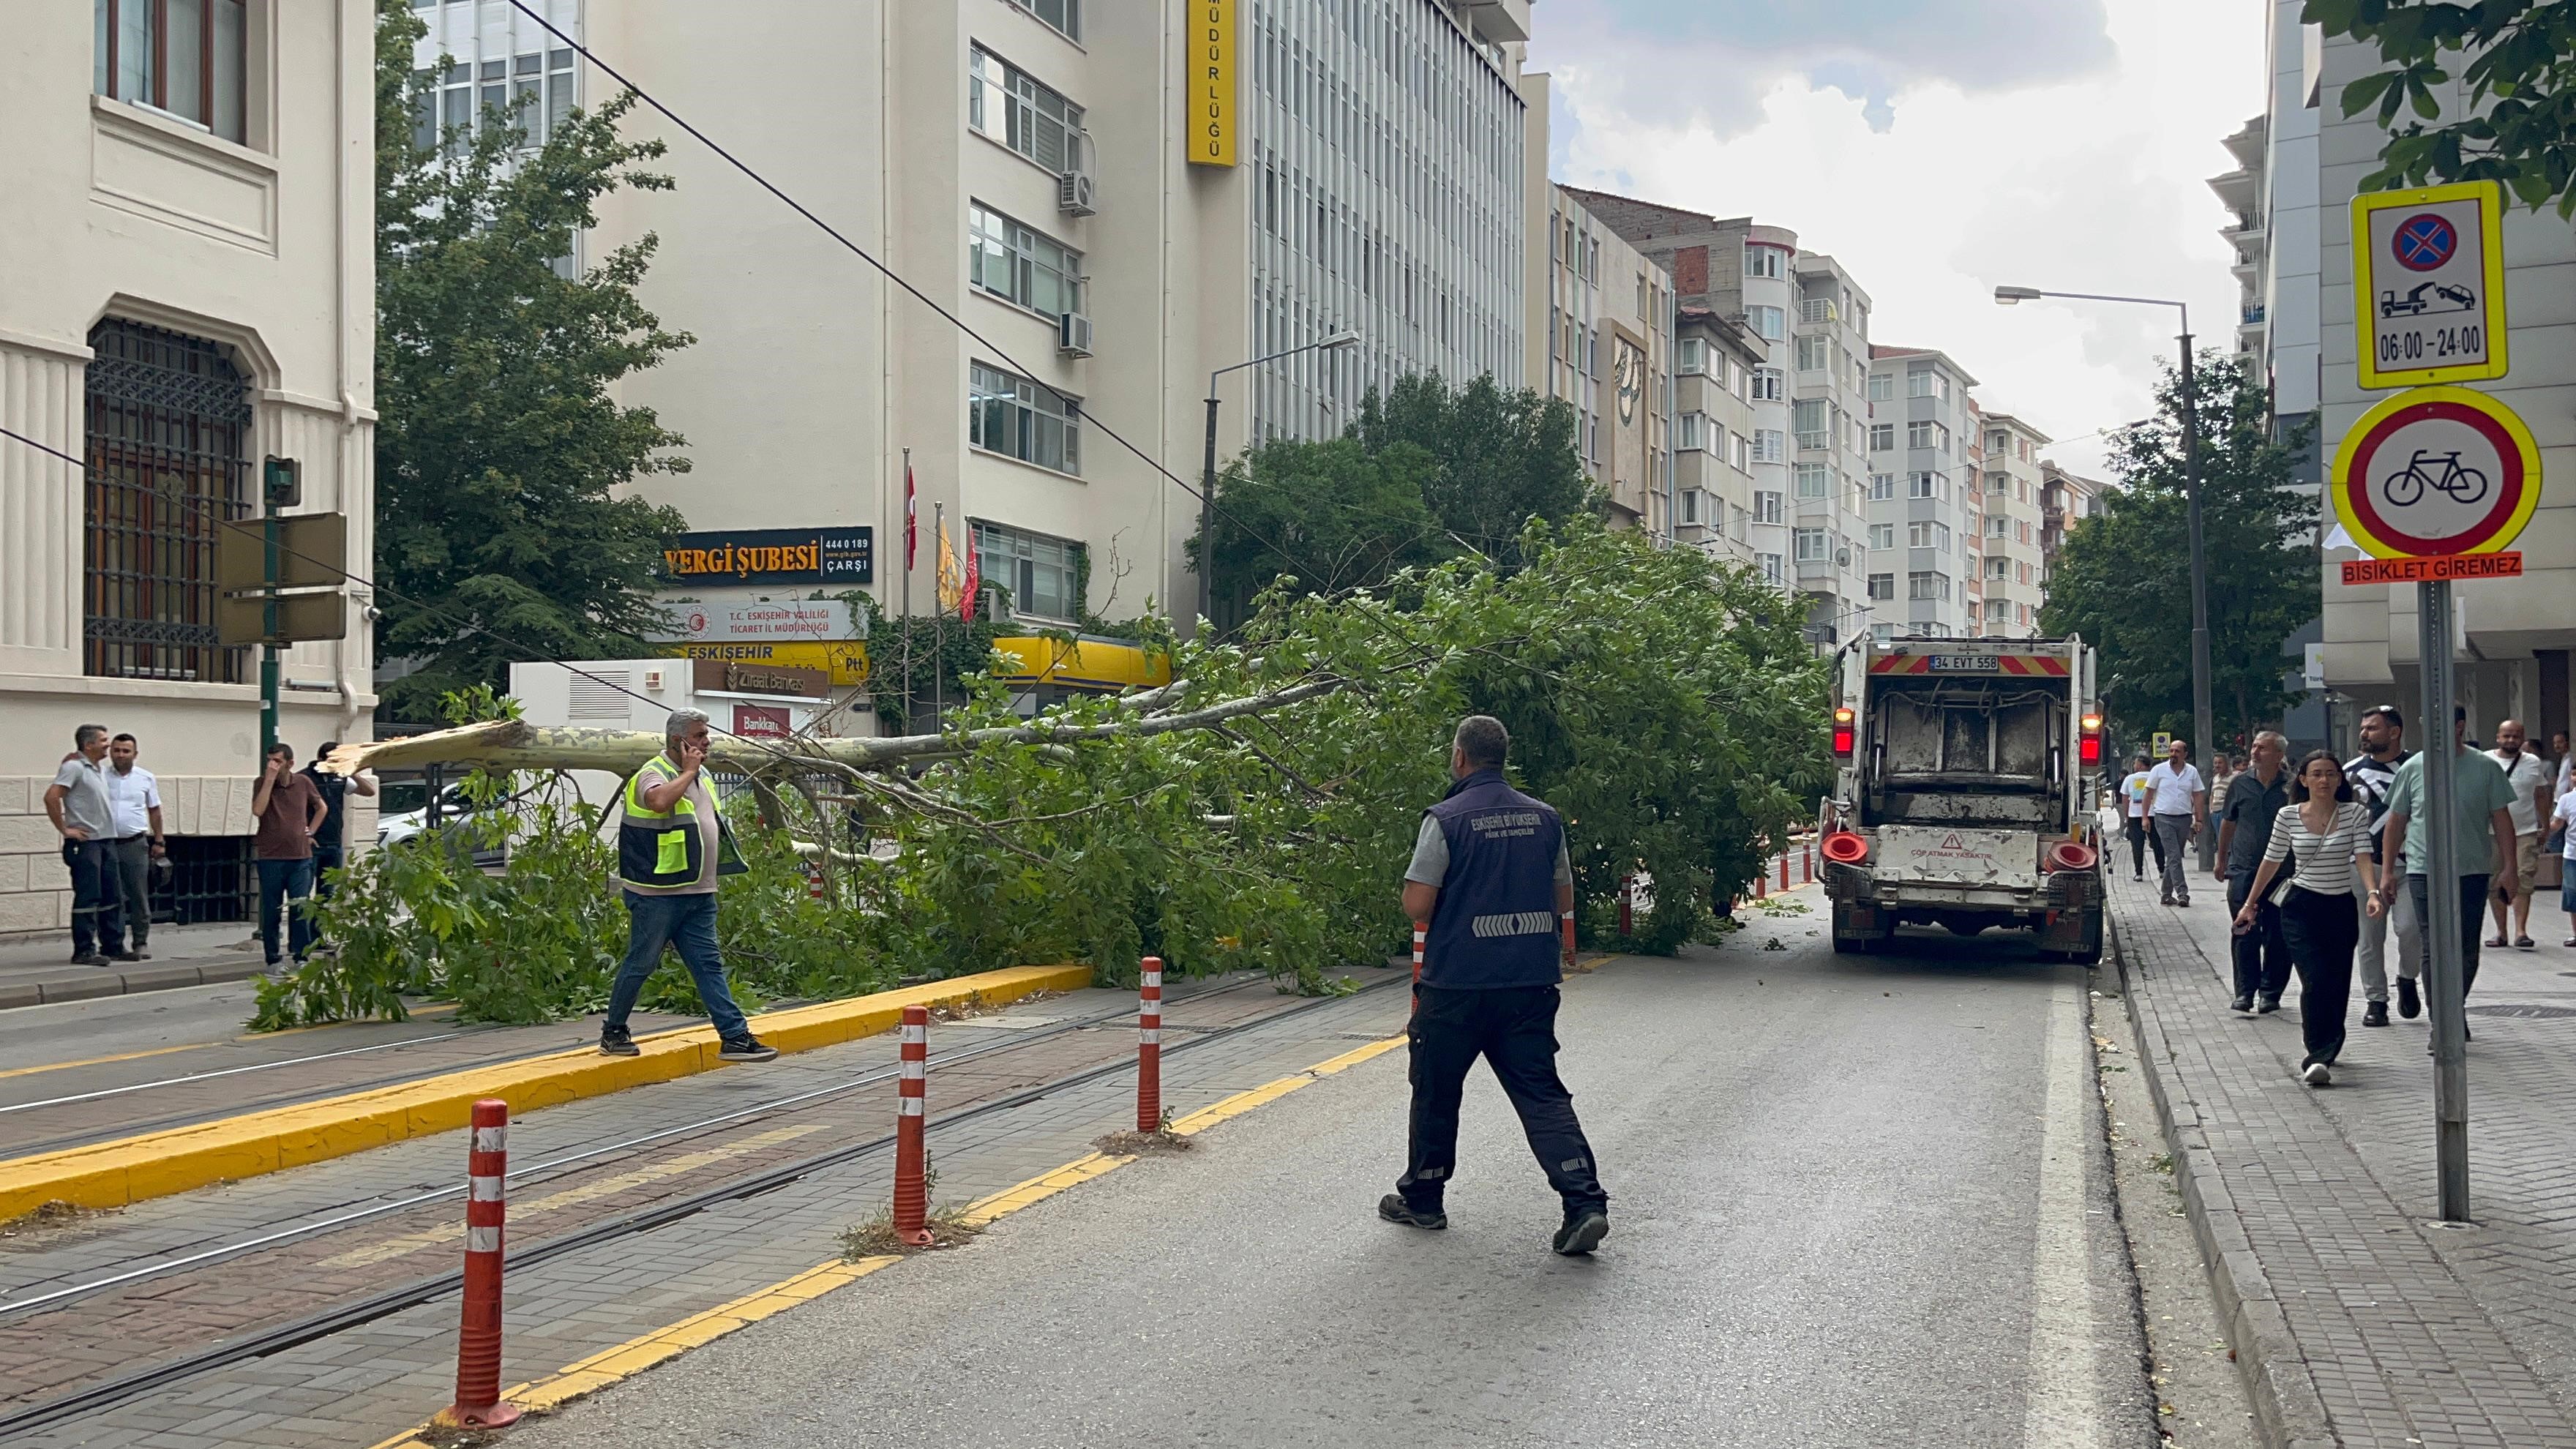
[{"x1": 2302, "y1": 1060, "x2": 2332, "y2": 1087}]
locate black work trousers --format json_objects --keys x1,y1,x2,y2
[
  {"x1": 2278, "y1": 884, "x2": 2359, "y2": 1067},
  {"x1": 1399, "y1": 983, "x2": 1606, "y2": 1218},
  {"x1": 61, "y1": 838, "x2": 125, "y2": 957},
  {"x1": 2227, "y1": 871, "x2": 2292, "y2": 1004},
  {"x1": 2405, "y1": 873, "x2": 2489, "y2": 1003},
  {"x1": 2124, "y1": 817, "x2": 2152, "y2": 877}
]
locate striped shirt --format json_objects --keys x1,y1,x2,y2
[{"x1": 2261, "y1": 801, "x2": 2373, "y2": 897}]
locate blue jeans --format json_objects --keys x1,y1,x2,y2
[
  {"x1": 607, "y1": 891, "x2": 750, "y2": 1040},
  {"x1": 256, "y1": 858, "x2": 317, "y2": 964}
]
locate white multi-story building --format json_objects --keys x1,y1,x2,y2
[
  {"x1": 422, "y1": 0, "x2": 1541, "y2": 668},
  {"x1": 1671, "y1": 307, "x2": 1767, "y2": 564},
  {"x1": 1976, "y1": 412, "x2": 2053, "y2": 640},
  {"x1": 1541, "y1": 186, "x2": 1672, "y2": 535},
  {"x1": 1560, "y1": 190, "x2": 1876, "y2": 644},
  {"x1": 2214, "y1": 1, "x2": 2326, "y2": 460},
  {"x1": 1, "y1": 1, "x2": 378, "y2": 938},
  {"x1": 1862, "y1": 348, "x2": 1980, "y2": 640}
]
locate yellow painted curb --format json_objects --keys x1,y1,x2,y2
[
  {"x1": 358, "y1": 1020, "x2": 1415, "y2": 1448},
  {"x1": 0, "y1": 964, "x2": 1090, "y2": 1221}
]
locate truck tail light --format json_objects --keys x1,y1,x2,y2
[
  {"x1": 1832, "y1": 706, "x2": 1855, "y2": 757},
  {"x1": 2078, "y1": 711, "x2": 2102, "y2": 765},
  {"x1": 1821, "y1": 831, "x2": 1870, "y2": 865},
  {"x1": 2045, "y1": 839, "x2": 2097, "y2": 873}
]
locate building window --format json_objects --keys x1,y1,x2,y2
[
  {"x1": 1988, "y1": 515, "x2": 2009, "y2": 539},
  {"x1": 970, "y1": 203, "x2": 1084, "y2": 318},
  {"x1": 1747, "y1": 305, "x2": 1786, "y2": 341},
  {"x1": 1759, "y1": 553, "x2": 1784, "y2": 585},
  {"x1": 1794, "y1": 527, "x2": 1830, "y2": 562},
  {"x1": 1987, "y1": 471, "x2": 2008, "y2": 495},
  {"x1": 1906, "y1": 369, "x2": 1934, "y2": 398},
  {"x1": 1792, "y1": 399, "x2": 1827, "y2": 449},
  {"x1": 1751, "y1": 429, "x2": 1786, "y2": 464},
  {"x1": 1745, "y1": 244, "x2": 1786, "y2": 279},
  {"x1": 1004, "y1": 0, "x2": 1081, "y2": 41},
  {"x1": 1681, "y1": 489, "x2": 1702, "y2": 525},
  {"x1": 1794, "y1": 463, "x2": 1830, "y2": 498},
  {"x1": 1677, "y1": 412, "x2": 1711, "y2": 451},
  {"x1": 1988, "y1": 555, "x2": 2010, "y2": 580},
  {"x1": 1908, "y1": 520, "x2": 1952, "y2": 552},
  {"x1": 970, "y1": 362, "x2": 1082, "y2": 474},
  {"x1": 1731, "y1": 432, "x2": 1751, "y2": 471},
  {"x1": 1868, "y1": 522, "x2": 1895, "y2": 550},
  {"x1": 1867, "y1": 572, "x2": 1895, "y2": 601},
  {"x1": 83, "y1": 319, "x2": 251, "y2": 684},
  {"x1": 1909, "y1": 571, "x2": 1952, "y2": 601},
  {"x1": 2018, "y1": 560, "x2": 2035, "y2": 584},
  {"x1": 969, "y1": 47, "x2": 1085, "y2": 175},
  {"x1": 1794, "y1": 334, "x2": 1829, "y2": 372},
  {"x1": 1754, "y1": 490, "x2": 1783, "y2": 525},
  {"x1": 1675, "y1": 337, "x2": 1705, "y2": 374},
  {"x1": 1865, "y1": 473, "x2": 1892, "y2": 501},
  {"x1": 1751, "y1": 366, "x2": 1786, "y2": 402},
  {"x1": 972, "y1": 520, "x2": 1084, "y2": 620},
  {"x1": 2016, "y1": 519, "x2": 2034, "y2": 544},
  {"x1": 1906, "y1": 471, "x2": 1942, "y2": 499},
  {"x1": 96, "y1": 0, "x2": 248, "y2": 144},
  {"x1": 1868, "y1": 422, "x2": 1894, "y2": 452},
  {"x1": 1868, "y1": 372, "x2": 1893, "y2": 402}
]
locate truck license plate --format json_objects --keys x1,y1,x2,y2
[{"x1": 1925, "y1": 655, "x2": 1999, "y2": 673}]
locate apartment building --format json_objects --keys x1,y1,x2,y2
[
  {"x1": 2038, "y1": 459, "x2": 2101, "y2": 580},
  {"x1": 2212, "y1": 1, "x2": 2326, "y2": 468},
  {"x1": 1862, "y1": 348, "x2": 1980, "y2": 640},
  {"x1": 1671, "y1": 307, "x2": 1767, "y2": 564},
  {"x1": 1560, "y1": 188, "x2": 1876, "y2": 643},
  {"x1": 1974, "y1": 413, "x2": 2053, "y2": 640},
  {"x1": 423, "y1": 0, "x2": 1540, "y2": 668},
  {"x1": 1540, "y1": 186, "x2": 1672, "y2": 533},
  {"x1": 1, "y1": 1, "x2": 378, "y2": 938}
]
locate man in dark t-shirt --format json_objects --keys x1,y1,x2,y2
[
  {"x1": 299, "y1": 741, "x2": 376, "y2": 902},
  {"x1": 252, "y1": 743, "x2": 328, "y2": 967}
]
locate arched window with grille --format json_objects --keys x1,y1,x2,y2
[{"x1": 83, "y1": 318, "x2": 252, "y2": 684}]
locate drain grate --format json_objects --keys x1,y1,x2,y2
[{"x1": 2465, "y1": 1003, "x2": 2576, "y2": 1019}]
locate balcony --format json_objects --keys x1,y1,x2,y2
[{"x1": 2242, "y1": 303, "x2": 2266, "y2": 326}]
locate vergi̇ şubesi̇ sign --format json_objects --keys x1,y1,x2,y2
[{"x1": 663, "y1": 528, "x2": 874, "y2": 585}]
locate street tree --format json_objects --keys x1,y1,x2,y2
[
  {"x1": 2307, "y1": 0, "x2": 2576, "y2": 212},
  {"x1": 1349, "y1": 372, "x2": 1590, "y2": 569},
  {"x1": 372, "y1": 0, "x2": 693, "y2": 719},
  {"x1": 2039, "y1": 351, "x2": 2318, "y2": 749},
  {"x1": 1195, "y1": 435, "x2": 1442, "y2": 634}
]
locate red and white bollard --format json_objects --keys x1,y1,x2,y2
[
  {"x1": 1779, "y1": 851, "x2": 1791, "y2": 891},
  {"x1": 1617, "y1": 875, "x2": 1635, "y2": 935},
  {"x1": 805, "y1": 861, "x2": 826, "y2": 902},
  {"x1": 891, "y1": 1004, "x2": 932, "y2": 1246},
  {"x1": 1410, "y1": 924, "x2": 1426, "y2": 986},
  {"x1": 1754, "y1": 869, "x2": 1768, "y2": 900},
  {"x1": 443, "y1": 1098, "x2": 520, "y2": 1429},
  {"x1": 1137, "y1": 956, "x2": 1164, "y2": 1133},
  {"x1": 1560, "y1": 911, "x2": 1576, "y2": 962}
]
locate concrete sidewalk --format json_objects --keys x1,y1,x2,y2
[
  {"x1": 0, "y1": 921, "x2": 269, "y2": 1008},
  {"x1": 2108, "y1": 866, "x2": 2576, "y2": 1448}
]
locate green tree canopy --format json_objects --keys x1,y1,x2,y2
[
  {"x1": 2038, "y1": 351, "x2": 2318, "y2": 750},
  {"x1": 2308, "y1": 0, "x2": 2576, "y2": 212},
  {"x1": 1349, "y1": 372, "x2": 1589, "y2": 568},
  {"x1": 1195, "y1": 435, "x2": 1442, "y2": 633},
  {"x1": 372, "y1": 0, "x2": 693, "y2": 718}
]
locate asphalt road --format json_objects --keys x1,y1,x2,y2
[{"x1": 514, "y1": 910, "x2": 2157, "y2": 1448}]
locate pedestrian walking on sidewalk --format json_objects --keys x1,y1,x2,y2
[
  {"x1": 2205, "y1": 752, "x2": 2239, "y2": 856},
  {"x1": 2216, "y1": 733, "x2": 2293, "y2": 1014},
  {"x1": 601, "y1": 708, "x2": 776, "y2": 1063},
  {"x1": 1383, "y1": 714, "x2": 1609, "y2": 1257},
  {"x1": 2143, "y1": 738, "x2": 2206, "y2": 906},
  {"x1": 2482, "y1": 719, "x2": 2551, "y2": 951},
  {"x1": 2119, "y1": 754, "x2": 2162, "y2": 881},
  {"x1": 44, "y1": 723, "x2": 132, "y2": 966},
  {"x1": 251, "y1": 743, "x2": 329, "y2": 968},
  {"x1": 2344, "y1": 705, "x2": 2418, "y2": 1027},
  {"x1": 2551, "y1": 785, "x2": 2576, "y2": 948},
  {"x1": 2375, "y1": 706, "x2": 2520, "y2": 1033},
  {"x1": 104, "y1": 733, "x2": 164, "y2": 959},
  {"x1": 2235, "y1": 752, "x2": 2374, "y2": 1086}
]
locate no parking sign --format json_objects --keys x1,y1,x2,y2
[{"x1": 2354, "y1": 181, "x2": 2508, "y2": 389}]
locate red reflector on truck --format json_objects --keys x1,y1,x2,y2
[{"x1": 1821, "y1": 831, "x2": 1869, "y2": 864}]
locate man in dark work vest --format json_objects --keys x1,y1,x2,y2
[{"x1": 1382, "y1": 714, "x2": 1611, "y2": 1257}]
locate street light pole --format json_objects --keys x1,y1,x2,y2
[
  {"x1": 1198, "y1": 330, "x2": 1362, "y2": 632},
  {"x1": 1996, "y1": 286, "x2": 2215, "y2": 856}
]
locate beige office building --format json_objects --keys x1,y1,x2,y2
[
  {"x1": 0, "y1": 1, "x2": 377, "y2": 938},
  {"x1": 424, "y1": 0, "x2": 1541, "y2": 663}
]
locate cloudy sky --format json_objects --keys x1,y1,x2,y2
[{"x1": 1530, "y1": 0, "x2": 2269, "y2": 478}]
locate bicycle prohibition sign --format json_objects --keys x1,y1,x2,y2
[{"x1": 2331, "y1": 385, "x2": 2540, "y2": 562}]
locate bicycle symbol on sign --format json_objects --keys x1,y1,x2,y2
[{"x1": 2382, "y1": 449, "x2": 2488, "y2": 508}]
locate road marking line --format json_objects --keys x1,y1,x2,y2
[
  {"x1": 2022, "y1": 984, "x2": 2105, "y2": 1448},
  {"x1": 315, "y1": 1125, "x2": 825, "y2": 1270},
  {"x1": 0, "y1": 1005, "x2": 465, "y2": 1081},
  {"x1": 356, "y1": 1016, "x2": 1415, "y2": 1447}
]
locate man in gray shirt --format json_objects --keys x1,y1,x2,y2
[{"x1": 44, "y1": 723, "x2": 134, "y2": 965}]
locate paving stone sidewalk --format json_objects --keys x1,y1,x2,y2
[{"x1": 2108, "y1": 866, "x2": 2576, "y2": 1448}]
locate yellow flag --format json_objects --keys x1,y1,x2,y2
[{"x1": 935, "y1": 518, "x2": 962, "y2": 615}]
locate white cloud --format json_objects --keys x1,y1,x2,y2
[{"x1": 1534, "y1": 0, "x2": 2265, "y2": 478}]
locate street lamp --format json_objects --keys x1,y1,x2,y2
[
  {"x1": 1199, "y1": 329, "x2": 1363, "y2": 630},
  {"x1": 1995, "y1": 284, "x2": 2214, "y2": 867}
]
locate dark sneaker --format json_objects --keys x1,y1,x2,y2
[
  {"x1": 2230, "y1": 996, "x2": 2255, "y2": 1016},
  {"x1": 2396, "y1": 977, "x2": 2421, "y2": 1019},
  {"x1": 1378, "y1": 1194, "x2": 1446, "y2": 1230},
  {"x1": 598, "y1": 1024, "x2": 640, "y2": 1057},
  {"x1": 718, "y1": 1034, "x2": 779, "y2": 1063},
  {"x1": 2363, "y1": 1000, "x2": 2389, "y2": 1027},
  {"x1": 105, "y1": 950, "x2": 141, "y2": 964},
  {"x1": 69, "y1": 951, "x2": 107, "y2": 967},
  {"x1": 2256, "y1": 996, "x2": 2281, "y2": 1015},
  {"x1": 1552, "y1": 1209, "x2": 1611, "y2": 1257}
]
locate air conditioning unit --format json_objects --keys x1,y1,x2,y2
[
  {"x1": 1058, "y1": 311, "x2": 1095, "y2": 357},
  {"x1": 1058, "y1": 169, "x2": 1096, "y2": 216}
]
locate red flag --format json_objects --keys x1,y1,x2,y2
[
  {"x1": 959, "y1": 527, "x2": 981, "y2": 622},
  {"x1": 903, "y1": 463, "x2": 917, "y2": 570}
]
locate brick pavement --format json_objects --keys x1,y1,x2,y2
[
  {"x1": 0, "y1": 972, "x2": 1417, "y2": 1448},
  {"x1": 2108, "y1": 865, "x2": 2576, "y2": 1448}
]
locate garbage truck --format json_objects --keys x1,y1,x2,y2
[{"x1": 1818, "y1": 637, "x2": 2105, "y2": 962}]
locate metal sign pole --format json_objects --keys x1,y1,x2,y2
[
  {"x1": 2417, "y1": 578, "x2": 2471, "y2": 1221},
  {"x1": 259, "y1": 483, "x2": 282, "y2": 760}
]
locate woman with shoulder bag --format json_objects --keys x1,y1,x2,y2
[{"x1": 2234, "y1": 750, "x2": 2375, "y2": 1087}]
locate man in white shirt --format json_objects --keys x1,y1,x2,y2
[
  {"x1": 2142, "y1": 737, "x2": 2207, "y2": 907},
  {"x1": 2485, "y1": 718, "x2": 2552, "y2": 950},
  {"x1": 105, "y1": 733, "x2": 166, "y2": 957}
]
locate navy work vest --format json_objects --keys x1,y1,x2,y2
[{"x1": 1420, "y1": 770, "x2": 1565, "y2": 990}]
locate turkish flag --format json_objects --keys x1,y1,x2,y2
[
  {"x1": 904, "y1": 462, "x2": 917, "y2": 570},
  {"x1": 960, "y1": 530, "x2": 980, "y2": 622}
]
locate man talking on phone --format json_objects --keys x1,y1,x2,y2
[{"x1": 599, "y1": 708, "x2": 776, "y2": 1062}]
